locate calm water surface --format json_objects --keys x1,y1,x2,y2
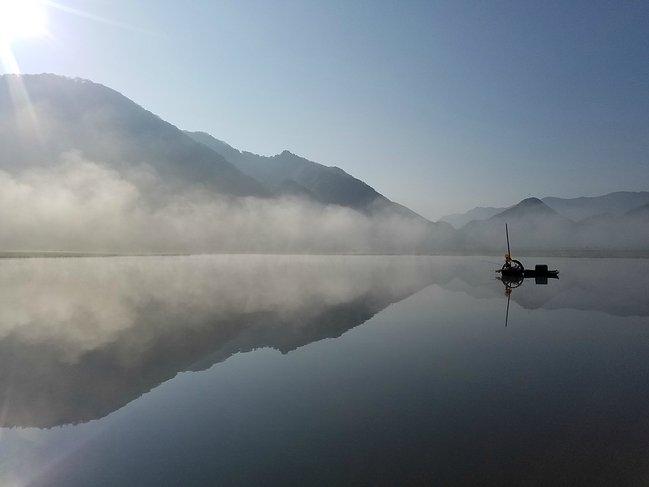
[{"x1": 1, "y1": 255, "x2": 648, "y2": 486}]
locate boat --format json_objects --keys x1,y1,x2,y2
[
  {"x1": 495, "y1": 224, "x2": 559, "y2": 326},
  {"x1": 495, "y1": 223, "x2": 559, "y2": 281}
]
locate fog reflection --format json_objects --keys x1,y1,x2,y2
[
  {"x1": 0, "y1": 255, "x2": 436, "y2": 427},
  {"x1": 0, "y1": 255, "x2": 646, "y2": 428}
]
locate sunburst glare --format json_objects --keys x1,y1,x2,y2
[
  {"x1": 0, "y1": 0, "x2": 48, "y2": 74},
  {"x1": 0, "y1": 0, "x2": 48, "y2": 43}
]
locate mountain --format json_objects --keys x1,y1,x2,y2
[
  {"x1": 458, "y1": 198, "x2": 576, "y2": 251},
  {"x1": 2, "y1": 74, "x2": 643, "y2": 255},
  {"x1": 543, "y1": 191, "x2": 649, "y2": 221},
  {"x1": 571, "y1": 201, "x2": 649, "y2": 251},
  {"x1": 186, "y1": 131, "x2": 426, "y2": 220},
  {"x1": 495, "y1": 197, "x2": 564, "y2": 220},
  {"x1": 0, "y1": 74, "x2": 455, "y2": 253},
  {"x1": 2, "y1": 73, "x2": 431, "y2": 225},
  {"x1": 454, "y1": 196, "x2": 649, "y2": 253},
  {"x1": 440, "y1": 206, "x2": 505, "y2": 228},
  {"x1": 0, "y1": 74, "x2": 267, "y2": 198},
  {"x1": 442, "y1": 191, "x2": 649, "y2": 228}
]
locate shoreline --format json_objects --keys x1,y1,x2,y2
[{"x1": 0, "y1": 250, "x2": 647, "y2": 259}]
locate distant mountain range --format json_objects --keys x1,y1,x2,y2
[
  {"x1": 0, "y1": 73, "x2": 646, "y2": 254},
  {"x1": 457, "y1": 198, "x2": 575, "y2": 251},
  {"x1": 455, "y1": 195, "x2": 649, "y2": 252},
  {"x1": 442, "y1": 191, "x2": 649, "y2": 228}
]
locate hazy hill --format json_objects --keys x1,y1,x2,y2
[
  {"x1": 186, "y1": 131, "x2": 426, "y2": 220},
  {"x1": 543, "y1": 191, "x2": 649, "y2": 221},
  {"x1": 452, "y1": 196, "x2": 649, "y2": 253},
  {"x1": 442, "y1": 191, "x2": 649, "y2": 228},
  {"x1": 0, "y1": 74, "x2": 267, "y2": 198},
  {"x1": 496, "y1": 197, "x2": 565, "y2": 220},
  {"x1": 458, "y1": 198, "x2": 576, "y2": 251},
  {"x1": 440, "y1": 206, "x2": 504, "y2": 228},
  {"x1": 1, "y1": 74, "x2": 643, "y2": 255},
  {"x1": 569, "y1": 201, "x2": 649, "y2": 251},
  {"x1": 0, "y1": 74, "x2": 455, "y2": 253}
]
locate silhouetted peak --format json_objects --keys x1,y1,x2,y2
[
  {"x1": 508, "y1": 197, "x2": 555, "y2": 213},
  {"x1": 270, "y1": 150, "x2": 304, "y2": 162},
  {"x1": 492, "y1": 197, "x2": 561, "y2": 220},
  {"x1": 517, "y1": 197, "x2": 545, "y2": 207}
]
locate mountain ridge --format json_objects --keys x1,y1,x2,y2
[
  {"x1": 0, "y1": 73, "x2": 456, "y2": 254},
  {"x1": 442, "y1": 191, "x2": 649, "y2": 228},
  {"x1": 186, "y1": 130, "x2": 429, "y2": 222},
  {"x1": 1, "y1": 73, "x2": 646, "y2": 255},
  {"x1": 0, "y1": 73, "x2": 269, "y2": 199}
]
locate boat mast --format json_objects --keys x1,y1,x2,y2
[{"x1": 505, "y1": 223, "x2": 511, "y2": 260}]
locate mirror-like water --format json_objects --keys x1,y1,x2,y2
[{"x1": 1, "y1": 255, "x2": 648, "y2": 486}]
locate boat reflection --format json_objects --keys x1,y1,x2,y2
[
  {"x1": 498, "y1": 270, "x2": 560, "y2": 326},
  {"x1": 0, "y1": 255, "x2": 645, "y2": 429}
]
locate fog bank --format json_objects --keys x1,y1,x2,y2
[{"x1": 0, "y1": 152, "x2": 439, "y2": 253}]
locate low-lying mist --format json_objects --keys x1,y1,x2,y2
[
  {"x1": 0, "y1": 152, "x2": 436, "y2": 253},
  {"x1": 2, "y1": 75, "x2": 646, "y2": 255}
]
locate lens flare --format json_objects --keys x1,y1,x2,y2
[{"x1": 0, "y1": 0, "x2": 48, "y2": 43}]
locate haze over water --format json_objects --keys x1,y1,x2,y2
[{"x1": 0, "y1": 255, "x2": 646, "y2": 485}]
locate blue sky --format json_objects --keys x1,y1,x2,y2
[{"x1": 4, "y1": 0, "x2": 648, "y2": 219}]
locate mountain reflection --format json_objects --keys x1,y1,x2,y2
[
  {"x1": 0, "y1": 255, "x2": 646, "y2": 428},
  {"x1": 0, "y1": 255, "x2": 437, "y2": 428}
]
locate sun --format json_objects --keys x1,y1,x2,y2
[{"x1": 0, "y1": 0, "x2": 48, "y2": 43}]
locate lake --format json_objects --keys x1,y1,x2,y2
[{"x1": 1, "y1": 255, "x2": 648, "y2": 486}]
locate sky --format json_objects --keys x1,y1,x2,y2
[{"x1": 2, "y1": 0, "x2": 648, "y2": 220}]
